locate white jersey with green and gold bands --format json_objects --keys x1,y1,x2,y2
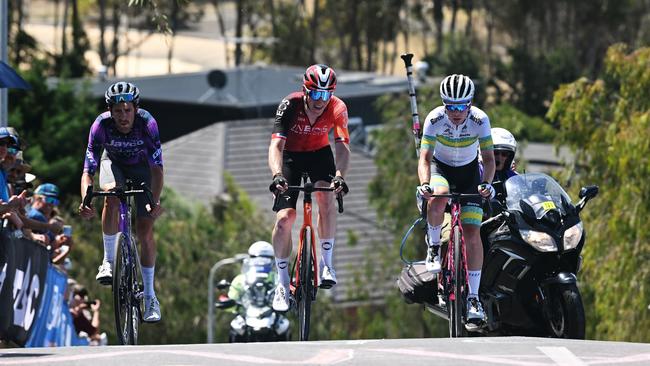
[{"x1": 420, "y1": 105, "x2": 493, "y2": 167}]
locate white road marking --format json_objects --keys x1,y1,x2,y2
[
  {"x1": 537, "y1": 346, "x2": 587, "y2": 366},
  {"x1": 370, "y1": 348, "x2": 549, "y2": 366}
]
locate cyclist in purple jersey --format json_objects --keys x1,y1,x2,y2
[{"x1": 78, "y1": 81, "x2": 164, "y2": 323}]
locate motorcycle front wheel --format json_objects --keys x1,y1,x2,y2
[{"x1": 545, "y1": 283, "x2": 586, "y2": 339}]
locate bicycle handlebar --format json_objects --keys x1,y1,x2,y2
[
  {"x1": 82, "y1": 182, "x2": 156, "y2": 210},
  {"x1": 272, "y1": 185, "x2": 344, "y2": 213}
]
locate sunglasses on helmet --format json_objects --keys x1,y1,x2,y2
[
  {"x1": 444, "y1": 103, "x2": 471, "y2": 112},
  {"x1": 110, "y1": 93, "x2": 135, "y2": 104},
  {"x1": 308, "y1": 89, "x2": 332, "y2": 102}
]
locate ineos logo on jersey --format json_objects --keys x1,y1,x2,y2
[
  {"x1": 276, "y1": 99, "x2": 290, "y2": 117},
  {"x1": 290, "y1": 124, "x2": 329, "y2": 135}
]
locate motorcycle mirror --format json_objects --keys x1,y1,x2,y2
[
  {"x1": 215, "y1": 299, "x2": 237, "y2": 309},
  {"x1": 216, "y1": 279, "x2": 231, "y2": 290},
  {"x1": 578, "y1": 185, "x2": 599, "y2": 200}
]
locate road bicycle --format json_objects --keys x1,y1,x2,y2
[
  {"x1": 402, "y1": 190, "x2": 486, "y2": 337},
  {"x1": 272, "y1": 173, "x2": 343, "y2": 341},
  {"x1": 83, "y1": 180, "x2": 155, "y2": 345}
]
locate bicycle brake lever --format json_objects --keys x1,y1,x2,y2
[
  {"x1": 336, "y1": 193, "x2": 344, "y2": 213},
  {"x1": 82, "y1": 185, "x2": 94, "y2": 208}
]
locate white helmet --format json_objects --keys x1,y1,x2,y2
[
  {"x1": 248, "y1": 241, "x2": 274, "y2": 258},
  {"x1": 439, "y1": 74, "x2": 475, "y2": 103},
  {"x1": 491, "y1": 127, "x2": 517, "y2": 154}
]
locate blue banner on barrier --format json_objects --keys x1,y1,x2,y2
[{"x1": 25, "y1": 266, "x2": 88, "y2": 347}]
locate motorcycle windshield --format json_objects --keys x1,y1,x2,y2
[{"x1": 505, "y1": 173, "x2": 573, "y2": 216}]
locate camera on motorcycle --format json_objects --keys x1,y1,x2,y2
[
  {"x1": 216, "y1": 279, "x2": 231, "y2": 290},
  {"x1": 579, "y1": 185, "x2": 599, "y2": 200},
  {"x1": 215, "y1": 298, "x2": 237, "y2": 309}
]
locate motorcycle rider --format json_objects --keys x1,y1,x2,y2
[
  {"x1": 228, "y1": 241, "x2": 277, "y2": 302},
  {"x1": 490, "y1": 127, "x2": 518, "y2": 198}
]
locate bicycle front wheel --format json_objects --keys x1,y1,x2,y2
[
  {"x1": 449, "y1": 225, "x2": 466, "y2": 338},
  {"x1": 297, "y1": 226, "x2": 314, "y2": 341},
  {"x1": 113, "y1": 233, "x2": 136, "y2": 345}
]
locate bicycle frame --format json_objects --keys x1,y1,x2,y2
[
  {"x1": 293, "y1": 186, "x2": 318, "y2": 291},
  {"x1": 444, "y1": 201, "x2": 469, "y2": 303}
]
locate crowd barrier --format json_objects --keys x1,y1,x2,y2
[{"x1": 0, "y1": 231, "x2": 88, "y2": 347}]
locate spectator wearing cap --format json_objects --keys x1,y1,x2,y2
[
  {"x1": 0, "y1": 127, "x2": 19, "y2": 202},
  {"x1": 26, "y1": 183, "x2": 63, "y2": 243}
]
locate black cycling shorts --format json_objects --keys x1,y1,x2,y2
[
  {"x1": 430, "y1": 157, "x2": 483, "y2": 226},
  {"x1": 99, "y1": 151, "x2": 152, "y2": 218},
  {"x1": 275, "y1": 145, "x2": 336, "y2": 210}
]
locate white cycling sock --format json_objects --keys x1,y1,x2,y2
[
  {"x1": 102, "y1": 233, "x2": 118, "y2": 263},
  {"x1": 427, "y1": 224, "x2": 442, "y2": 247},
  {"x1": 320, "y1": 238, "x2": 335, "y2": 268},
  {"x1": 275, "y1": 257, "x2": 290, "y2": 287},
  {"x1": 142, "y1": 266, "x2": 155, "y2": 298},
  {"x1": 468, "y1": 270, "x2": 481, "y2": 299}
]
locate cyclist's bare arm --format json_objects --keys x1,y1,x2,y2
[
  {"x1": 334, "y1": 141, "x2": 350, "y2": 178},
  {"x1": 268, "y1": 138, "x2": 285, "y2": 177},
  {"x1": 79, "y1": 172, "x2": 96, "y2": 218},
  {"x1": 480, "y1": 149, "x2": 496, "y2": 183},
  {"x1": 150, "y1": 165, "x2": 164, "y2": 203},
  {"x1": 418, "y1": 148, "x2": 434, "y2": 185}
]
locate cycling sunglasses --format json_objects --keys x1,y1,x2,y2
[
  {"x1": 444, "y1": 103, "x2": 471, "y2": 112},
  {"x1": 308, "y1": 89, "x2": 333, "y2": 102},
  {"x1": 44, "y1": 196, "x2": 60, "y2": 206},
  {"x1": 110, "y1": 93, "x2": 135, "y2": 104}
]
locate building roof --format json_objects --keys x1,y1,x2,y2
[{"x1": 89, "y1": 65, "x2": 406, "y2": 109}]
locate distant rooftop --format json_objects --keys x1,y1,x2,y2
[{"x1": 88, "y1": 65, "x2": 407, "y2": 109}]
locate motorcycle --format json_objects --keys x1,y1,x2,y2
[
  {"x1": 215, "y1": 265, "x2": 290, "y2": 342},
  {"x1": 479, "y1": 172, "x2": 598, "y2": 338}
]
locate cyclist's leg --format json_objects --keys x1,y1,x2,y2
[
  {"x1": 97, "y1": 153, "x2": 121, "y2": 283},
  {"x1": 271, "y1": 152, "x2": 301, "y2": 311},
  {"x1": 309, "y1": 147, "x2": 337, "y2": 284},
  {"x1": 122, "y1": 163, "x2": 161, "y2": 322},
  {"x1": 423, "y1": 160, "x2": 451, "y2": 272}
]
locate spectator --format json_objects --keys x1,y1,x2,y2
[
  {"x1": 7, "y1": 151, "x2": 32, "y2": 195},
  {"x1": 49, "y1": 216, "x2": 74, "y2": 264},
  {"x1": 25, "y1": 183, "x2": 63, "y2": 244},
  {"x1": 68, "y1": 284, "x2": 107, "y2": 346},
  {"x1": 0, "y1": 127, "x2": 19, "y2": 202}
]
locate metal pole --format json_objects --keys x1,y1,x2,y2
[
  {"x1": 1, "y1": 0, "x2": 9, "y2": 127},
  {"x1": 207, "y1": 253, "x2": 247, "y2": 343}
]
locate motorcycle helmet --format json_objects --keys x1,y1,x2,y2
[
  {"x1": 245, "y1": 241, "x2": 274, "y2": 280},
  {"x1": 248, "y1": 241, "x2": 274, "y2": 258},
  {"x1": 491, "y1": 127, "x2": 517, "y2": 173}
]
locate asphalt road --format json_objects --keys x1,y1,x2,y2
[{"x1": 1, "y1": 337, "x2": 649, "y2": 366}]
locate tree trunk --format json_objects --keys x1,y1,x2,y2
[
  {"x1": 213, "y1": 0, "x2": 231, "y2": 67},
  {"x1": 450, "y1": 0, "x2": 458, "y2": 33},
  {"x1": 308, "y1": 0, "x2": 320, "y2": 64},
  {"x1": 12, "y1": 0, "x2": 25, "y2": 65},
  {"x1": 61, "y1": 0, "x2": 69, "y2": 55},
  {"x1": 53, "y1": 0, "x2": 60, "y2": 54},
  {"x1": 110, "y1": 1, "x2": 119, "y2": 75},
  {"x1": 483, "y1": 0, "x2": 494, "y2": 78},
  {"x1": 167, "y1": 0, "x2": 179, "y2": 74},
  {"x1": 235, "y1": 0, "x2": 244, "y2": 66},
  {"x1": 98, "y1": 0, "x2": 107, "y2": 67},
  {"x1": 464, "y1": 0, "x2": 473, "y2": 37},
  {"x1": 433, "y1": 0, "x2": 443, "y2": 53},
  {"x1": 349, "y1": 2, "x2": 362, "y2": 70}
]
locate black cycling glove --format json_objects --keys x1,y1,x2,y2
[
  {"x1": 269, "y1": 174, "x2": 288, "y2": 193},
  {"x1": 332, "y1": 176, "x2": 349, "y2": 194}
]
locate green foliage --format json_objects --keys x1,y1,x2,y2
[
  {"x1": 547, "y1": 43, "x2": 650, "y2": 342},
  {"x1": 485, "y1": 103, "x2": 556, "y2": 142},
  {"x1": 65, "y1": 175, "x2": 271, "y2": 344},
  {"x1": 498, "y1": 46, "x2": 581, "y2": 116},
  {"x1": 8, "y1": 60, "x2": 97, "y2": 198}
]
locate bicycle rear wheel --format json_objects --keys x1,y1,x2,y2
[
  {"x1": 448, "y1": 225, "x2": 466, "y2": 337},
  {"x1": 297, "y1": 226, "x2": 314, "y2": 341},
  {"x1": 113, "y1": 233, "x2": 139, "y2": 345}
]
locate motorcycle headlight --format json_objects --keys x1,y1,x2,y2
[
  {"x1": 520, "y1": 229, "x2": 557, "y2": 252},
  {"x1": 563, "y1": 222, "x2": 583, "y2": 250}
]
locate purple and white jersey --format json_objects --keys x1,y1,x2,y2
[{"x1": 83, "y1": 108, "x2": 163, "y2": 175}]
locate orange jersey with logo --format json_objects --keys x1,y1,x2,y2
[{"x1": 272, "y1": 92, "x2": 350, "y2": 152}]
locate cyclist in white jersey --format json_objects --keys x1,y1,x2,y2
[{"x1": 417, "y1": 74, "x2": 495, "y2": 328}]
